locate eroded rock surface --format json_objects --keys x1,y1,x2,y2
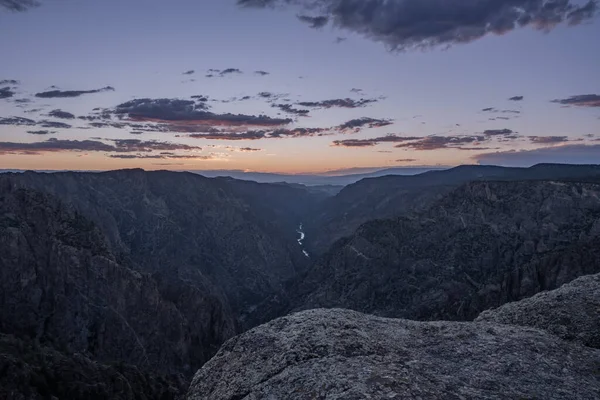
[{"x1": 188, "y1": 308, "x2": 600, "y2": 400}]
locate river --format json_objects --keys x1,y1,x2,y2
[{"x1": 296, "y1": 223, "x2": 309, "y2": 258}]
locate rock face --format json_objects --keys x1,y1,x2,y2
[
  {"x1": 290, "y1": 180, "x2": 600, "y2": 321},
  {"x1": 0, "y1": 333, "x2": 183, "y2": 400},
  {"x1": 0, "y1": 170, "x2": 326, "y2": 328},
  {"x1": 477, "y1": 272, "x2": 600, "y2": 349},
  {"x1": 0, "y1": 186, "x2": 235, "y2": 376},
  {"x1": 187, "y1": 308, "x2": 600, "y2": 400},
  {"x1": 306, "y1": 163, "x2": 600, "y2": 254}
]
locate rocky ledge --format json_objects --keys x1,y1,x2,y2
[
  {"x1": 187, "y1": 308, "x2": 600, "y2": 400},
  {"x1": 477, "y1": 272, "x2": 600, "y2": 349}
]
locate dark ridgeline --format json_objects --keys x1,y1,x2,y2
[{"x1": 1, "y1": 163, "x2": 600, "y2": 398}]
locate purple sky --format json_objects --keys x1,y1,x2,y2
[{"x1": 1, "y1": 0, "x2": 599, "y2": 173}]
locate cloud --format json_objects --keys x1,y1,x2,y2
[
  {"x1": 238, "y1": 0, "x2": 598, "y2": 50},
  {"x1": 483, "y1": 128, "x2": 514, "y2": 136},
  {"x1": 474, "y1": 144, "x2": 600, "y2": 166},
  {"x1": 297, "y1": 97, "x2": 377, "y2": 108},
  {"x1": 35, "y1": 86, "x2": 115, "y2": 98},
  {"x1": 111, "y1": 98, "x2": 292, "y2": 127},
  {"x1": 509, "y1": 96, "x2": 524, "y2": 101},
  {"x1": 350, "y1": 88, "x2": 363, "y2": 94},
  {"x1": 38, "y1": 120, "x2": 72, "y2": 129},
  {"x1": 0, "y1": 117, "x2": 36, "y2": 126},
  {"x1": 333, "y1": 134, "x2": 421, "y2": 147},
  {"x1": 272, "y1": 103, "x2": 310, "y2": 116},
  {"x1": 0, "y1": 0, "x2": 39, "y2": 11},
  {"x1": 254, "y1": 70, "x2": 270, "y2": 76},
  {"x1": 48, "y1": 109, "x2": 76, "y2": 119},
  {"x1": 220, "y1": 68, "x2": 243, "y2": 76},
  {"x1": 239, "y1": 147, "x2": 262, "y2": 152},
  {"x1": 337, "y1": 117, "x2": 393, "y2": 131},
  {"x1": 335, "y1": 36, "x2": 347, "y2": 43},
  {"x1": 482, "y1": 107, "x2": 495, "y2": 112},
  {"x1": 396, "y1": 158, "x2": 417, "y2": 162},
  {"x1": 206, "y1": 68, "x2": 243, "y2": 77},
  {"x1": 394, "y1": 135, "x2": 487, "y2": 150},
  {"x1": 27, "y1": 130, "x2": 55, "y2": 135},
  {"x1": 551, "y1": 94, "x2": 600, "y2": 107},
  {"x1": 0, "y1": 87, "x2": 15, "y2": 99},
  {"x1": 528, "y1": 135, "x2": 569, "y2": 144},
  {"x1": 189, "y1": 126, "x2": 329, "y2": 141},
  {"x1": 0, "y1": 137, "x2": 204, "y2": 157},
  {"x1": 297, "y1": 14, "x2": 329, "y2": 28},
  {"x1": 183, "y1": 70, "x2": 195, "y2": 75},
  {"x1": 108, "y1": 154, "x2": 213, "y2": 160},
  {"x1": 0, "y1": 79, "x2": 20, "y2": 85}
]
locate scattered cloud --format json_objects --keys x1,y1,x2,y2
[
  {"x1": 483, "y1": 129, "x2": 514, "y2": 136},
  {"x1": 551, "y1": 94, "x2": 600, "y2": 108},
  {"x1": 528, "y1": 135, "x2": 569, "y2": 144},
  {"x1": 474, "y1": 144, "x2": 600, "y2": 166},
  {"x1": 38, "y1": 120, "x2": 72, "y2": 129},
  {"x1": 333, "y1": 134, "x2": 421, "y2": 147},
  {"x1": 0, "y1": 87, "x2": 15, "y2": 99},
  {"x1": 27, "y1": 130, "x2": 55, "y2": 135},
  {"x1": 206, "y1": 68, "x2": 243, "y2": 77},
  {"x1": 482, "y1": 107, "x2": 495, "y2": 112},
  {"x1": 238, "y1": 0, "x2": 598, "y2": 50},
  {"x1": 350, "y1": 88, "x2": 363, "y2": 94},
  {"x1": 183, "y1": 70, "x2": 195, "y2": 75},
  {"x1": 394, "y1": 135, "x2": 487, "y2": 150},
  {"x1": 509, "y1": 96, "x2": 524, "y2": 101},
  {"x1": 189, "y1": 127, "x2": 329, "y2": 141},
  {"x1": 272, "y1": 103, "x2": 310, "y2": 116},
  {"x1": 48, "y1": 109, "x2": 76, "y2": 119},
  {"x1": 35, "y1": 86, "x2": 115, "y2": 98},
  {"x1": 0, "y1": 117, "x2": 36, "y2": 126},
  {"x1": 0, "y1": 79, "x2": 20, "y2": 85},
  {"x1": 254, "y1": 70, "x2": 270, "y2": 76},
  {"x1": 337, "y1": 117, "x2": 393, "y2": 131},
  {"x1": 110, "y1": 98, "x2": 292, "y2": 128},
  {"x1": 0, "y1": 0, "x2": 39, "y2": 11},
  {"x1": 297, "y1": 14, "x2": 329, "y2": 28},
  {"x1": 297, "y1": 97, "x2": 378, "y2": 109},
  {"x1": 396, "y1": 158, "x2": 417, "y2": 162},
  {"x1": 335, "y1": 36, "x2": 347, "y2": 44}
]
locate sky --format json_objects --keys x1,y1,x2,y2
[{"x1": 0, "y1": 0, "x2": 599, "y2": 174}]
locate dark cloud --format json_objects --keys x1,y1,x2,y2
[
  {"x1": 183, "y1": 70, "x2": 195, "y2": 75},
  {"x1": 483, "y1": 129, "x2": 514, "y2": 136},
  {"x1": 297, "y1": 14, "x2": 329, "y2": 28},
  {"x1": 272, "y1": 103, "x2": 310, "y2": 116},
  {"x1": 207, "y1": 68, "x2": 243, "y2": 78},
  {"x1": 297, "y1": 97, "x2": 377, "y2": 109},
  {"x1": 482, "y1": 107, "x2": 495, "y2": 112},
  {"x1": 191, "y1": 95, "x2": 209, "y2": 102},
  {"x1": 189, "y1": 127, "x2": 329, "y2": 141},
  {"x1": 335, "y1": 37, "x2": 347, "y2": 43},
  {"x1": 221, "y1": 68, "x2": 243, "y2": 76},
  {"x1": 337, "y1": 117, "x2": 393, "y2": 131},
  {"x1": 551, "y1": 94, "x2": 600, "y2": 107},
  {"x1": 502, "y1": 110, "x2": 521, "y2": 114},
  {"x1": 239, "y1": 0, "x2": 598, "y2": 50},
  {"x1": 239, "y1": 147, "x2": 262, "y2": 152},
  {"x1": 111, "y1": 98, "x2": 291, "y2": 127},
  {"x1": 35, "y1": 86, "x2": 115, "y2": 98},
  {"x1": 254, "y1": 70, "x2": 270, "y2": 76},
  {"x1": 0, "y1": 87, "x2": 16, "y2": 99},
  {"x1": 48, "y1": 109, "x2": 75, "y2": 119},
  {"x1": 509, "y1": 96, "x2": 524, "y2": 101},
  {"x1": 528, "y1": 135, "x2": 569, "y2": 144},
  {"x1": 0, "y1": 117, "x2": 36, "y2": 126},
  {"x1": 475, "y1": 144, "x2": 600, "y2": 166},
  {"x1": 0, "y1": 0, "x2": 39, "y2": 11},
  {"x1": 38, "y1": 120, "x2": 72, "y2": 129},
  {"x1": 0, "y1": 79, "x2": 19, "y2": 85},
  {"x1": 350, "y1": 88, "x2": 363, "y2": 94},
  {"x1": 333, "y1": 134, "x2": 421, "y2": 147},
  {"x1": 27, "y1": 130, "x2": 55, "y2": 135},
  {"x1": 395, "y1": 135, "x2": 487, "y2": 150}
]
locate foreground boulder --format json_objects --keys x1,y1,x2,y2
[
  {"x1": 477, "y1": 272, "x2": 600, "y2": 349},
  {"x1": 187, "y1": 308, "x2": 600, "y2": 399}
]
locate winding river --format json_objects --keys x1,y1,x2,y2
[{"x1": 296, "y1": 223, "x2": 310, "y2": 258}]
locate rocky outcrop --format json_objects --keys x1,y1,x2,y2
[
  {"x1": 306, "y1": 163, "x2": 600, "y2": 254},
  {"x1": 0, "y1": 186, "x2": 236, "y2": 375},
  {"x1": 187, "y1": 308, "x2": 600, "y2": 400},
  {"x1": 477, "y1": 272, "x2": 600, "y2": 349},
  {"x1": 289, "y1": 180, "x2": 600, "y2": 321},
  {"x1": 0, "y1": 333, "x2": 183, "y2": 400}
]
